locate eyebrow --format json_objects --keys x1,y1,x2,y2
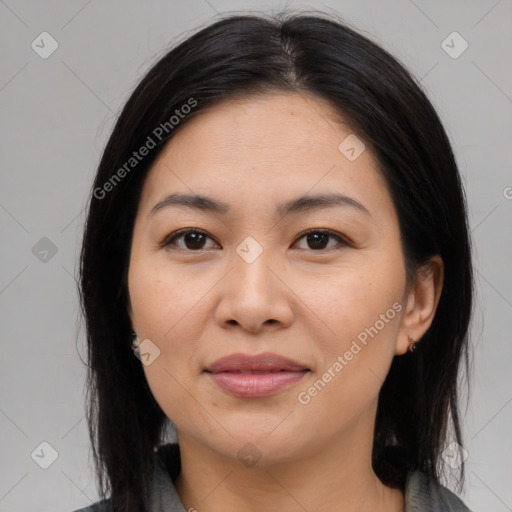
[{"x1": 148, "y1": 192, "x2": 371, "y2": 219}]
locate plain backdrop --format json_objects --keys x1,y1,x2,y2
[{"x1": 0, "y1": 1, "x2": 511, "y2": 511}]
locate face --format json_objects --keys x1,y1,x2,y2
[{"x1": 127, "y1": 92, "x2": 416, "y2": 465}]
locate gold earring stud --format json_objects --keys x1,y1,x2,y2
[{"x1": 407, "y1": 336, "x2": 417, "y2": 352}]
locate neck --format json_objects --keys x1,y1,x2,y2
[{"x1": 173, "y1": 400, "x2": 404, "y2": 512}]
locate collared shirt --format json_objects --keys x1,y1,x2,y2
[{"x1": 73, "y1": 443, "x2": 474, "y2": 512}]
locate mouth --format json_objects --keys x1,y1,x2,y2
[
  {"x1": 205, "y1": 369, "x2": 310, "y2": 398},
  {"x1": 204, "y1": 352, "x2": 310, "y2": 398},
  {"x1": 211, "y1": 369, "x2": 296, "y2": 373}
]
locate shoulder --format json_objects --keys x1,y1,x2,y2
[
  {"x1": 71, "y1": 498, "x2": 111, "y2": 512},
  {"x1": 71, "y1": 444, "x2": 182, "y2": 512},
  {"x1": 405, "y1": 471, "x2": 474, "y2": 511}
]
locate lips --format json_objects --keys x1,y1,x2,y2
[
  {"x1": 204, "y1": 353, "x2": 310, "y2": 398},
  {"x1": 205, "y1": 352, "x2": 309, "y2": 373}
]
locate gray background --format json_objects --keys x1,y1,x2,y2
[{"x1": 1, "y1": 1, "x2": 511, "y2": 511}]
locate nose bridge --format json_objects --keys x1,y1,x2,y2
[{"x1": 232, "y1": 236, "x2": 276, "y2": 300}]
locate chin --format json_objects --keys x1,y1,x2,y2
[{"x1": 192, "y1": 424, "x2": 309, "y2": 469}]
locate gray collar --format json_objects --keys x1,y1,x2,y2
[{"x1": 404, "y1": 470, "x2": 474, "y2": 511}]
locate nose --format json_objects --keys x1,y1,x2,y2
[{"x1": 214, "y1": 248, "x2": 294, "y2": 334}]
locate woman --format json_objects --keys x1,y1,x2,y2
[{"x1": 75, "y1": 11, "x2": 475, "y2": 512}]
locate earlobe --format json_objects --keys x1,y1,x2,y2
[{"x1": 395, "y1": 255, "x2": 444, "y2": 356}]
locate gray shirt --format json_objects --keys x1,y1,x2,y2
[{"x1": 73, "y1": 444, "x2": 474, "y2": 511}]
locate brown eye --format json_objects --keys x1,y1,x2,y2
[
  {"x1": 162, "y1": 229, "x2": 218, "y2": 251},
  {"x1": 161, "y1": 228, "x2": 349, "y2": 252},
  {"x1": 294, "y1": 229, "x2": 349, "y2": 251}
]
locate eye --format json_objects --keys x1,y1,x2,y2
[
  {"x1": 161, "y1": 228, "x2": 350, "y2": 252},
  {"x1": 293, "y1": 229, "x2": 350, "y2": 251},
  {"x1": 161, "y1": 228, "x2": 219, "y2": 251}
]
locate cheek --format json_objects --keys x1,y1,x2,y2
[
  {"x1": 293, "y1": 264, "x2": 404, "y2": 431},
  {"x1": 128, "y1": 261, "x2": 208, "y2": 423},
  {"x1": 128, "y1": 257, "x2": 218, "y2": 380},
  {"x1": 129, "y1": 263, "x2": 167, "y2": 332},
  {"x1": 299, "y1": 256, "x2": 404, "y2": 346},
  {"x1": 298, "y1": 257, "x2": 405, "y2": 414},
  {"x1": 129, "y1": 259, "x2": 199, "y2": 336}
]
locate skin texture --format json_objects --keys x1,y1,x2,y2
[{"x1": 127, "y1": 92, "x2": 444, "y2": 512}]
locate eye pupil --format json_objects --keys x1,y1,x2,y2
[
  {"x1": 307, "y1": 232, "x2": 329, "y2": 250},
  {"x1": 184, "y1": 232, "x2": 205, "y2": 249}
]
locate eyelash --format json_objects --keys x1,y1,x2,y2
[{"x1": 160, "y1": 228, "x2": 351, "y2": 252}]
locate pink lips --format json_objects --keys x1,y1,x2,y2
[{"x1": 204, "y1": 352, "x2": 310, "y2": 398}]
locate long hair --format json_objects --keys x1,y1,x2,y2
[{"x1": 78, "y1": 10, "x2": 473, "y2": 511}]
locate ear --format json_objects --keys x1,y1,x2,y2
[{"x1": 395, "y1": 255, "x2": 444, "y2": 355}]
